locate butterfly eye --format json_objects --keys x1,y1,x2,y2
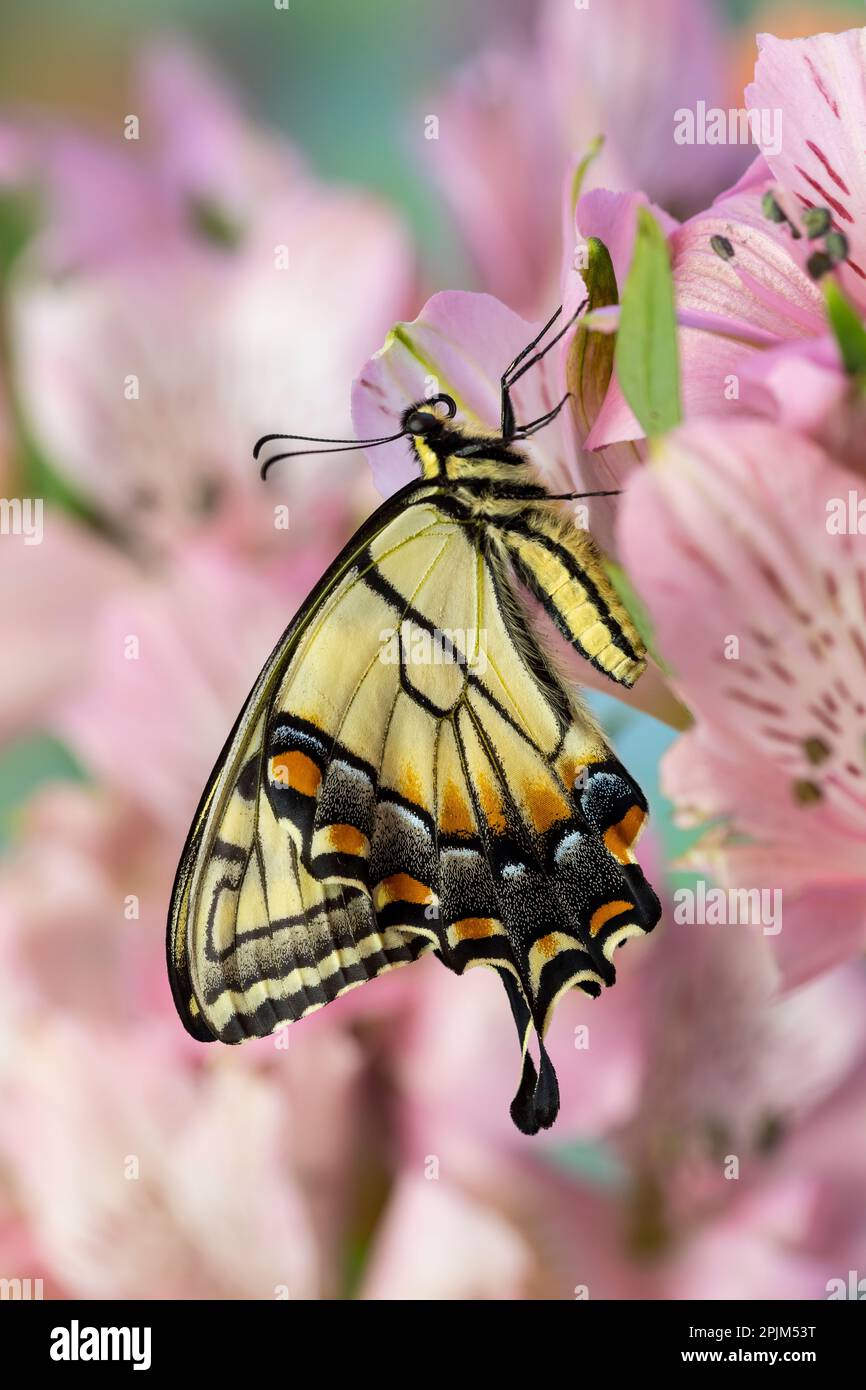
[{"x1": 404, "y1": 411, "x2": 439, "y2": 435}]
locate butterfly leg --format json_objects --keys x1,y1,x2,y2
[
  {"x1": 512, "y1": 392, "x2": 571, "y2": 439},
  {"x1": 500, "y1": 305, "x2": 562, "y2": 439},
  {"x1": 500, "y1": 299, "x2": 588, "y2": 440}
]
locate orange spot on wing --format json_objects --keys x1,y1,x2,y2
[
  {"x1": 376, "y1": 873, "x2": 431, "y2": 905},
  {"x1": 440, "y1": 779, "x2": 475, "y2": 835},
  {"x1": 524, "y1": 779, "x2": 571, "y2": 832},
  {"x1": 589, "y1": 900, "x2": 633, "y2": 936},
  {"x1": 478, "y1": 774, "x2": 507, "y2": 833},
  {"x1": 560, "y1": 758, "x2": 579, "y2": 789},
  {"x1": 559, "y1": 757, "x2": 595, "y2": 791},
  {"x1": 603, "y1": 806, "x2": 646, "y2": 863},
  {"x1": 453, "y1": 917, "x2": 497, "y2": 941},
  {"x1": 271, "y1": 750, "x2": 321, "y2": 796},
  {"x1": 328, "y1": 824, "x2": 367, "y2": 855},
  {"x1": 534, "y1": 932, "x2": 561, "y2": 961},
  {"x1": 399, "y1": 763, "x2": 424, "y2": 805}
]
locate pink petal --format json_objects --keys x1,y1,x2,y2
[
  {"x1": 759, "y1": 879, "x2": 866, "y2": 990},
  {"x1": 674, "y1": 169, "x2": 827, "y2": 338},
  {"x1": 620, "y1": 420, "x2": 866, "y2": 888},
  {"x1": 351, "y1": 290, "x2": 573, "y2": 497},
  {"x1": 0, "y1": 514, "x2": 131, "y2": 738},
  {"x1": 0, "y1": 786, "x2": 178, "y2": 1032},
  {"x1": 421, "y1": 50, "x2": 563, "y2": 317},
  {"x1": 55, "y1": 544, "x2": 321, "y2": 834},
  {"x1": 539, "y1": 0, "x2": 748, "y2": 215},
  {"x1": 135, "y1": 39, "x2": 306, "y2": 219},
  {"x1": 586, "y1": 166, "x2": 826, "y2": 450},
  {"x1": 362, "y1": 1173, "x2": 531, "y2": 1299},
  {"x1": 575, "y1": 188, "x2": 679, "y2": 291},
  {"x1": 747, "y1": 28, "x2": 866, "y2": 311},
  {"x1": 738, "y1": 333, "x2": 848, "y2": 432}
]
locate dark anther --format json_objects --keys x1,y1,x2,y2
[
  {"x1": 826, "y1": 230, "x2": 849, "y2": 265},
  {"x1": 806, "y1": 250, "x2": 834, "y2": 281},
  {"x1": 761, "y1": 192, "x2": 786, "y2": 224},
  {"x1": 802, "y1": 206, "x2": 833, "y2": 240}
]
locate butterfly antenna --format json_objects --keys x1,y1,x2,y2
[
  {"x1": 545, "y1": 488, "x2": 622, "y2": 500},
  {"x1": 255, "y1": 428, "x2": 409, "y2": 480},
  {"x1": 506, "y1": 297, "x2": 589, "y2": 392}
]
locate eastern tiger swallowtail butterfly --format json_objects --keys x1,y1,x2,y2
[{"x1": 167, "y1": 305, "x2": 661, "y2": 1134}]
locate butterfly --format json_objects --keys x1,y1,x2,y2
[{"x1": 167, "y1": 306, "x2": 661, "y2": 1134}]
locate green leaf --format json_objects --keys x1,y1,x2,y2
[
  {"x1": 824, "y1": 279, "x2": 866, "y2": 376},
  {"x1": 569, "y1": 135, "x2": 605, "y2": 215},
  {"x1": 567, "y1": 234, "x2": 619, "y2": 433},
  {"x1": 0, "y1": 191, "x2": 39, "y2": 282},
  {"x1": 565, "y1": 236, "x2": 618, "y2": 435},
  {"x1": 614, "y1": 206, "x2": 681, "y2": 437}
]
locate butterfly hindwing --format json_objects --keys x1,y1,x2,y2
[{"x1": 439, "y1": 540, "x2": 657, "y2": 1130}]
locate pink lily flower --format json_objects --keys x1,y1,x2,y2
[
  {"x1": 3, "y1": 41, "x2": 412, "y2": 555},
  {"x1": 620, "y1": 418, "x2": 866, "y2": 986},
  {"x1": 586, "y1": 26, "x2": 866, "y2": 449},
  {"x1": 11, "y1": 192, "x2": 409, "y2": 558}
]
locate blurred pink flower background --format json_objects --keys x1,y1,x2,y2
[{"x1": 0, "y1": 0, "x2": 865, "y2": 1301}]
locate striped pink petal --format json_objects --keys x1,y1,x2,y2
[
  {"x1": 619, "y1": 420, "x2": 866, "y2": 891},
  {"x1": 747, "y1": 28, "x2": 866, "y2": 311}
]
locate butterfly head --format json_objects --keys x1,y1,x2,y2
[
  {"x1": 401, "y1": 394, "x2": 458, "y2": 458},
  {"x1": 257, "y1": 390, "x2": 524, "y2": 485},
  {"x1": 402, "y1": 393, "x2": 502, "y2": 481}
]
